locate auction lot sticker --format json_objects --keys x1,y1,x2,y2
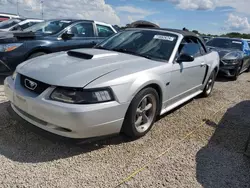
[
  {"x1": 154, "y1": 35, "x2": 176, "y2": 41},
  {"x1": 232, "y1": 41, "x2": 242, "y2": 44}
]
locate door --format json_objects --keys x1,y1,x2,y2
[
  {"x1": 167, "y1": 37, "x2": 207, "y2": 105},
  {"x1": 55, "y1": 22, "x2": 100, "y2": 51}
]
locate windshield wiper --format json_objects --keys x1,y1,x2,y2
[{"x1": 112, "y1": 48, "x2": 154, "y2": 60}]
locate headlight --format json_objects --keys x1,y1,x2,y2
[
  {"x1": 0, "y1": 43, "x2": 23, "y2": 52},
  {"x1": 222, "y1": 52, "x2": 242, "y2": 64},
  {"x1": 50, "y1": 87, "x2": 115, "y2": 104},
  {"x1": 221, "y1": 59, "x2": 239, "y2": 65},
  {"x1": 222, "y1": 51, "x2": 241, "y2": 59},
  {"x1": 11, "y1": 70, "x2": 17, "y2": 80}
]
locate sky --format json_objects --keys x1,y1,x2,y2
[{"x1": 0, "y1": 0, "x2": 250, "y2": 35}]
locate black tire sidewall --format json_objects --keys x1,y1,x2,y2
[
  {"x1": 122, "y1": 87, "x2": 159, "y2": 138},
  {"x1": 28, "y1": 52, "x2": 47, "y2": 60}
]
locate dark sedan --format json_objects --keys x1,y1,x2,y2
[
  {"x1": 0, "y1": 19, "x2": 117, "y2": 75},
  {"x1": 206, "y1": 37, "x2": 250, "y2": 80}
]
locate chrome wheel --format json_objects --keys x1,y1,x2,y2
[
  {"x1": 202, "y1": 71, "x2": 215, "y2": 97},
  {"x1": 134, "y1": 94, "x2": 157, "y2": 133},
  {"x1": 206, "y1": 77, "x2": 213, "y2": 95}
]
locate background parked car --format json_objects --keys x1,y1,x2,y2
[
  {"x1": 0, "y1": 18, "x2": 44, "y2": 32},
  {"x1": 202, "y1": 36, "x2": 212, "y2": 42},
  {"x1": 0, "y1": 19, "x2": 117, "y2": 75},
  {"x1": 206, "y1": 37, "x2": 250, "y2": 80},
  {"x1": 0, "y1": 13, "x2": 20, "y2": 22},
  {"x1": 245, "y1": 39, "x2": 250, "y2": 47},
  {"x1": 0, "y1": 18, "x2": 24, "y2": 31},
  {"x1": 4, "y1": 28, "x2": 219, "y2": 139}
]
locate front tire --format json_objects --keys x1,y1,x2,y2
[
  {"x1": 232, "y1": 62, "x2": 243, "y2": 80},
  {"x1": 122, "y1": 87, "x2": 159, "y2": 139},
  {"x1": 201, "y1": 70, "x2": 215, "y2": 97},
  {"x1": 28, "y1": 52, "x2": 47, "y2": 60}
]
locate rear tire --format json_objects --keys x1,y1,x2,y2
[
  {"x1": 201, "y1": 70, "x2": 215, "y2": 97},
  {"x1": 122, "y1": 87, "x2": 159, "y2": 139},
  {"x1": 28, "y1": 52, "x2": 47, "y2": 60}
]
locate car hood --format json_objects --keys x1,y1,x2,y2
[
  {"x1": 0, "y1": 31, "x2": 40, "y2": 43},
  {"x1": 17, "y1": 48, "x2": 162, "y2": 87},
  {"x1": 207, "y1": 46, "x2": 237, "y2": 58}
]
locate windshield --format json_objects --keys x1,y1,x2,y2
[
  {"x1": 97, "y1": 30, "x2": 178, "y2": 61},
  {"x1": 24, "y1": 20, "x2": 72, "y2": 34},
  {"x1": 206, "y1": 38, "x2": 243, "y2": 50},
  {"x1": 0, "y1": 18, "x2": 22, "y2": 29}
]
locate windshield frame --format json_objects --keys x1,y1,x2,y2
[{"x1": 96, "y1": 29, "x2": 179, "y2": 62}]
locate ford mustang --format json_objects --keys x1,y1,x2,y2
[
  {"x1": 206, "y1": 37, "x2": 250, "y2": 80},
  {"x1": 4, "y1": 28, "x2": 219, "y2": 139}
]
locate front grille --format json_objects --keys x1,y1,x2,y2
[{"x1": 20, "y1": 74, "x2": 50, "y2": 94}]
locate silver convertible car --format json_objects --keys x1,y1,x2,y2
[{"x1": 4, "y1": 28, "x2": 219, "y2": 139}]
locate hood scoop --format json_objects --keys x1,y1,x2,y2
[
  {"x1": 67, "y1": 49, "x2": 118, "y2": 60},
  {"x1": 67, "y1": 51, "x2": 93, "y2": 59}
]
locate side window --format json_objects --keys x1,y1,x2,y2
[
  {"x1": 96, "y1": 24, "x2": 114, "y2": 37},
  {"x1": 196, "y1": 39, "x2": 206, "y2": 54},
  {"x1": 19, "y1": 22, "x2": 37, "y2": 30},
  {"x1": 178, "y1": 38, "x2": 201, "y2": 58},
  {"x1": 68, "y1": 23, "x2": 94, "y2": 37}
]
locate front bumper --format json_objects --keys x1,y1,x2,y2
[
  {"x1": 0, "y1": 51, "x2": 26, "y2": 75},
  {"x1": 4, "y1": 76, "x2": 129, "y2": 139},
  {"x1": 219, "y1": 61, "x2": 240, "y2": 77}
]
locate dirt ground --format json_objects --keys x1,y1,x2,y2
[{"x1": 0, "y1": 74, "x2": 250, "y2": 188}]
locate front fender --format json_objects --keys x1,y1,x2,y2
[
  {"x1": 106, "y1": 72, "x2": 166, "y2": 104},
  {"x1": 128, "y1": 72, "x2": 166, "y2": 102}
]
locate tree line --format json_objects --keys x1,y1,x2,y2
[{"x1": 192, "y1": 30, "x2": 250, "y2": 39}]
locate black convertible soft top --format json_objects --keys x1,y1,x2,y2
[{"x1": 161, "y1": 28, "x2": 199, "y2": 38}]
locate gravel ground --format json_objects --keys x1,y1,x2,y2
[{"x1": 0, "y1": 74, "x2": 250, "y2": 188}]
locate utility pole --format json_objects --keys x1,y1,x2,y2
[
  {"x1": 17, "y1": 0, "x2": 19, "y2": 16},
  {"x1": 41, "y1": 0, "x2": 44, "y2": 19}
]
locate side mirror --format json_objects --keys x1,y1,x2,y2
[
  {"x1": 61, "y1": 31, "x2": 74, "y2": 40},
  {"x1": 176, "y1": 53, "x2": 194, "y2": 63}
]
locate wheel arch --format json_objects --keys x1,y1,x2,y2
[
  {"x1": 143, "y1": 83, "x2": 163, "y2": 115},
  {"x1": 129, "y1": 79, "x2": 165, "y2": 115},
  {"x1": 26, "y1": 48, "x2": 52, "y2": 60},
  {"x1": 214, "y1": 66, "x2": 219, "y2": 75}
]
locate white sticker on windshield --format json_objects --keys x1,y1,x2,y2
[
  {"x1": 61, "y1": 21, "x2": 71, "y2": 23},
  {"x1": 154, "y1": 35, "x2": 176, "y2": 41},
  {"x1": 232, "y1": 41, "x2": 242, "y2": 44}
]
